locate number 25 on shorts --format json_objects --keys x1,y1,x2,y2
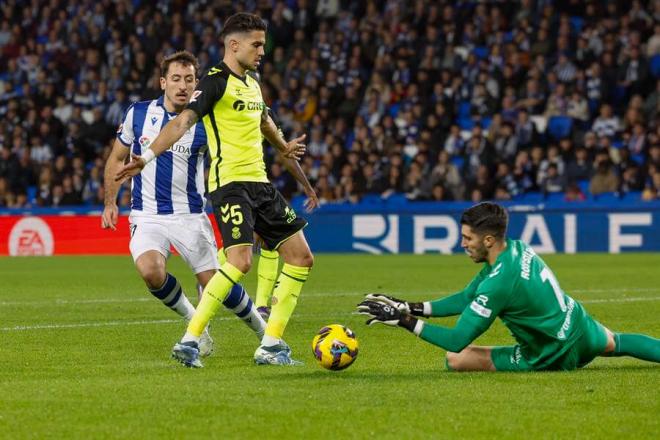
[{"x1": 220, "y1": 203, "x2": 244, "y2": 225}]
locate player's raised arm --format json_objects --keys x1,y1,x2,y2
[
  {"x1": 114, "y1": 109, "x2": 198, "y2": 182},
  {"x1": 260, "y1": 112, "x2": 306, "y2": 160}
]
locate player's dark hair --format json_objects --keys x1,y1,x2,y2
[
  {"x1": 460, "y1": 202, "x2": 508, "y2": 239},
  {"x1": 160, "y1": 50, "x2": 199, "y2": 78},
  {"x1": 221, "y1": 12, "x2": 267, "y2": 39}
]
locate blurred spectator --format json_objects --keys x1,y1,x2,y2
[
  {"x1": 1, "y1": 0, "x2": 659, "y2": 208},
  {"x1": 591, "y1": 104, "x2": 621, "y2": 138},
  {"x1": 590, "y1": 152, "x2": 620, "y2": 195},
  {"x1": 566, "y1": 147, "x2": 592, "y2": 183}
]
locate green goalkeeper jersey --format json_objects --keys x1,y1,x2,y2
[{"x1": 421, "y1": 239, "x2": 588, "y2": 369}]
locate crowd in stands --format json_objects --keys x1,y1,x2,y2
[{"x1": 1, "y1": 0, "x2": 660, "y2": 209}]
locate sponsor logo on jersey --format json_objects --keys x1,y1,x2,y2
[
  {"x1": 556, "y1": 297, "x2": 575, "y2": 340},
  {"x1": 169, "y1": 144, "x2": 192, "y2": 155},
  {"x1": 150, "y1": 116, "x2": 158, "y2": 125},
  {"x1": 470, "y1": 300, "x2": 492, "y2": 318},
  {"x1": 231, "y1": 226, "x2": 241, "y2": 239},
  {"x1": 284, "y1": 206, "x2": 297, "y2": 224},
  {"x1": 233, "y1": 100, "x2": 264, "y2": 112}
]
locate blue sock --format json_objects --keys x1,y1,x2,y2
[
  {"x1": 149, "y1": 273, "x2": 195, "y2": 319},
  {"x1": 223, "y1": 284, "x2": 266, "y2": 336}
]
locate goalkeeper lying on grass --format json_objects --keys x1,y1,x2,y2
[{"x1": 358, "y1": 202, "x2": 660, "y2": 371}]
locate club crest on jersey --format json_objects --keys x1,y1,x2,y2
[{"x1": 139, "y1": 136, "x2": 151, "y2": 148}]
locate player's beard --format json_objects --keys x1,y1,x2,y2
[
  {"x1": 471, "y1": 244, "x2": 489, "y2": 263},
  {"x1": 238, "y1": 58, "x2": 256, "y2": 72}
]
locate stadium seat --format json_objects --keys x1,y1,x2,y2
[
  {"x1": 631, "y1": 153, "x2": 645, "y2": 165},
  {"x1": 458, "y1": 117, "x2": 474, "y2": 130},
  {"x1": 26, "y1": 186, "x2": 37, "y2": 203},
  {"x1": 577, "y1": 179, "x2": 590, "y2": 196},
  {"x1": 651, "y1": 54, "x2": 660, "y2": 78},
  {"x1": 450, "y1": 156, "x2": 465, "y2": 170},
  {"x1": 473, "y1": 46, "x2": 489, "y2": 60},
  {"x1": 570, "y1": 17, "x2": 584, "y2": 33},
  {"x1": 458, "y1": 101, "x2": 471, "y2": 119},
  {"x1": 547, "y1": 116, "x2": 573, "y2": 140}
]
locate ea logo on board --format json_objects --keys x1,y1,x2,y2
[
  {"x1": 9, "y1": 217, "x2": 54, "y2": 256},
  {"x1": 233, "y1": 100, "x2": 246, "y2": 111}
]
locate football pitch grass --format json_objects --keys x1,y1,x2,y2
[{"x1": 1, "y1": 254, "x2": 658, "y2": 439}]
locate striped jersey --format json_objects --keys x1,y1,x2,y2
[{"x1": 117, "y1": 96, "x2": 208, "y2": 215}]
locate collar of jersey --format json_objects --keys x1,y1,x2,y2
[
  {"x1": 220, "y1": 61, "x2": 249, "y2": 85},
  {"x1": 495, "y1": 238, "x2": 513, "y2": 265},
  {"x1": 156, "y1": 95, "x2": 178, "y2": 117},
  {"x1": 485, "y1": 238, "x2": 513, "y2": 269}
]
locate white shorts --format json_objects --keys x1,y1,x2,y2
[{"x1": 128, "y1": 213, "x2": 219, "y2": 274}]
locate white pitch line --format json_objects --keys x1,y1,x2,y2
[
  {"x1": 581, "y1": 296, "x2": 660, "y2": 304},
  {"x1": 2, "y1": 287, "x2": 659, "y2": 307},
  {"x1": 2, "y1": 297, "x2": 658, "y2": 332}
]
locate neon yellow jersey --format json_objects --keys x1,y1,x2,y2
[{"x1": 186, "y1": 62, "x2": 268, "y2": 191}]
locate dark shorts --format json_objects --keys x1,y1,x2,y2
[
  {"x1": 209, "y1": 182, "x2": 307, "y2": 251},
  {"x1": 491, "y1": 315, "x2": 609, "y2": 372}
]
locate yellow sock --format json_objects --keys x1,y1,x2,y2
[
  {"x1": 265, "y1": 263, "x2": 310, "y2": 339},
  {"x1": 256, "y1": 248, "x2": 279, "y2": 308},
  {"x1": 187, "y1": 262, "x2": 244, "y2": 337},
  {"x1": 217, "y1": 247, "x2": 227, "y2": 266}
]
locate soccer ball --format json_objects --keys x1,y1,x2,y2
[{"x1": 311, "y1": 324, "x2": 359, "y2": 370}]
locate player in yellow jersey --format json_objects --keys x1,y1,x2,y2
[{"x1": 116, "y1": 13, "x2": 318, "y2": 367}]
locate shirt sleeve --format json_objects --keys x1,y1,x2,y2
[
  {"x1": 419, "y1": 278, "x2": 511, "y2": 352},
  {"x1": 116, "y1": 104, "x2": 135, "y2": 147},
  {"x1": 428, "y1": 267, "x2": 488, "y2": 317},
  {"x1": 186, "y1": 73, "x2": 227, "y2": 119}
]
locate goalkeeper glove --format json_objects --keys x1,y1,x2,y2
[
  {"x1": 364, "y1": 293, "x2": 426, "y2": 316},
  {"x1": 357, "y1": 300, "x2": 418, "y2": 332}
]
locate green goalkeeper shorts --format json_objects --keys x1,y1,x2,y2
[{"x1": 491, "y1": 316, "x2": 609, "y2": 372}]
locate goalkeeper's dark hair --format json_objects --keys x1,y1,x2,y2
[
  {"x1": 160, "y1": 50, "x2": 199, "y2": 78},
  {"x1": 460, "y1": 202, "x2": 508, "y2": 239},
  {"x1": 221, "y1": 13, "x2": 267, "y2": 39}
]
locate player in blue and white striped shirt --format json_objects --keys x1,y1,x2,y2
[{"x1": 102, "y1": 51, "x2": 266, "y2": 360}]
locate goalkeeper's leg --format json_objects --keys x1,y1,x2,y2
[
  {"x1": 445, "y1": 346, "x2": 498, "y2": 372},
  {"x1": 601, "y1": 325, "x2": 660, "y2": 363}
]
